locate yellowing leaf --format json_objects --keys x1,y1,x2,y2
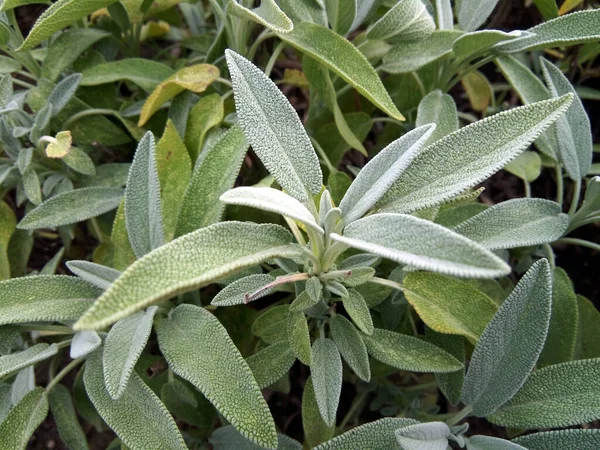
[
  {"x1": 184, "y1": 93, "x2": 224, "y2": 163},
  {"x1": 45, "y1": 131, "x2": 72, "y2": 158},
  {"x1": 559, "y1": 0, "x2": 583, "y2": 15},
  {"x1": 461, "y1": 70, "x2": 492, "y2": 113},
  {"x1": 0, "y1": 201, "x2": 16, "y2": 280}
]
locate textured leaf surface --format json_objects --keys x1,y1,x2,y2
[
  {"x1": 226, "y1": 50, "x2": 321, "y2": 201},
  {"x1": 48, "y1": 384, "x2": 89, "y2": 450},
  {"x1": 67, "y1": 261, "x2": 120, "y2": 290},
  {"x1": 324, "y1": 0, "x2": 355, "y2": 35},
  {"x1": 366, "y1": 0, "x2": 434, "y2": 41},
  {"x1": 84, "y1": 350, "x2": 186, "y2": 450},
  {"x1": 363, "y1": 328, "x2": 463, "y2": 373},
  {"x1": 70, "y1": 331, "x2": 101, "y2": 359},
  {"x1": 228, "y1": 0, "x2": 293, "y2": 33},
  {"x1": 157, "y1": 304, "x2": 278, "y2": 449},
  {"x1": 575, "y1": 295, "x2": 600, "y2": 360},
  {"x1": 302, "y1": 376, "x2": 334, "y2": 448},
  {"x1": 75, "y1": 222, "x2": 298, "y2": 330},
  {"x1": 457, "y1": 0, "x2": 500, "y2": 31},
  {"x1": 461, "y1": 260, "x2": 552, "y2": 417},
  {"x1": 378, "y1": 95, "x2": 572, "y2": 213},
  {"x1": 288, "y1": 310, "x2": 312, "y2": 366},
  {"x1": 253, "y1": 305, "x2": 289, "y2": 344},
  {"x1": 513, "y1": 429, "x2": 600, "y2": 450},
  {"x1": 332, "y1": 214, "x2": 509, "y2": 278},
  {"x1": 453, "y1": 30, "x2": 525, "y2": 61},
  {"x1": 404, "y1": 273, "x2": 497, "y2": 342},
  {"x1": 395, "y1": 422, "x2": 450, "y2": 450},
  {"x1": 426, "y1": 329, "x2": 465, "y2": 405},
  {"x1": 342, "y1": 289, "x2": 373, "y2": 335},
  {"x1": 18, "y1": 187, "x2": 123, "y2": 230},
  {"x1": 489, "y1": 358, "x2": 600, "y2": 428},
  {"x1": 80, "y1": 59, "x2": 174, "y2": 92},
  {"x1": 416, "y1": 91, "x2": 458, "y2": 146},
  {"x1": 466, "y1": 435, "x2": 527, "y2": 450},
  {"x1": 0, "y1": 201, "x2": 15, "y2": 281},
  {"x1": 246, "y1": 341, "x2": 296, "y2": 389},
  {"x1": 0, "y1": 344, "x2": 57, "y2": 381},
  {"x1": 504, "y1": 151, "x2": 542, "y2": 182},
  {"x1": 210, "y1": 425, "x2": 302, "y2": 450},
  {"x1": 330, "y1": 315, "x2": 370, "y2": 381},
  {"x1": 103, "y1": 307, "x2": 158, "y2": 400},
  {"x1": 311, "y1": 338, "x2": 342, "y2": 427},
  {"x1": 184, "y1": 93, "x2": 224, "y2": 162},
  {"x1": 212, "y1": 274, "x2": 274, "y2": 307},
  {"x1": 0, "y1": 387, "x2": 48, "y2": 450}
]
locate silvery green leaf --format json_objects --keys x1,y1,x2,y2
[
  {"x1": 504, "y1": 151, "x2": 542, "y2": 182},
  {"x1": 363, "y1": 328, "x2": 463, "y2": 372},
  {"x1": 75, "y1": 222, "x2": 300, "y2": 330},
  {"x1": 453, "y1": 30, "x2": 526, "y2": 61},
  {"x1": 18, "y1": 187, "x2": 124, "y2": 230},
  {"x1": 11, "y1": 366, "x2": 34, "y2": 406},
  {"x1": 79, "y1": 163, "x2": 130, "y2": 189},
  {"x1": 288, "y1": 309, "x2": 313, "y2": 365},
  {"x1": 303, "y1": 376, "x2": 334, "y2": 447},
  {"x1": 570, "y1": 176, "x2": 600, "y2": 230},
  {"x1": 246, "y1": 341, "x2": 296, "y2": 389},
  {"x1": 313, "y1": 417, "x2": 418, "y2": 449},
  {"x1": 290, "y1": 278, "x2": 322, "y2": 312},
  {"x1": 63, "y1": 146, "x2": 95, "y2": 176},
  {"x1": 541, "y1": 58, "x2": 592, "y2": 180},
  {"x1": 70, "y1": 331, "x2": 101, "y2": 359},
  {"x1": 350, "y1": 0, "x2": 376, "y2": 32},
  {"x1": 395, "y1": 421, "x2": 451, "y2": 450},
  {"x1": 495, "y1": 9, "x2": 600, "y2": 53},
  {"x1": 324, "y1": 0, "x2": 356, "y2": 35},
  {"x1": 80, "y1": 59, "x2": 174, "y2": 92},
  {"x1": 103, "y1": 306, "x2": 157, "y2": 400},
  {"x1": 332, "y1": 214, "x2": 509, "y2": 278},
  {"x1": 84, "y1": 350, "x2": 187, "y2": 450},
  {"x1": 366, "y1": 0, "x2": 435, "y2": 42},
  {"x1": 39, "y1": 247, "x2": 64, "y2": 276},
  {"x1": 461, "y1": 259, "x2": 552, "y2": 417},
  {"x1": 0, "y1": 344, "x2": 57, "y2": 381},
  {"x1": 22, "y1": 168, "x2": 42, "y2": 205},
  {"x1": 426, "y1": 328, "x2": 465, "y2": 405},
  {"x1": 311, "y1": 338, "x2": 342, "y2": 427},
  {"x1": 125, "y1": 132, "x2": 164, "y2": 259},
  {"x1": 48, "y1": 73, "x2": 81, "y2": 117},
  {"x1": 466, "y1": 435, "x2": 527, "y2": 450},
  {"x1": 338, "y1": 254, "x2": 380, "y2": 269},
  {"x1": 210, "y1": 425, "x2": 302, "y2": 450},
  {"x1": 378, "y1": 95, "x2": 573, "y2": 213},
  {"x1": 381, "y1": 30, "x2": 463, "y2": 73},
  {"x1": 226, "y1": 50, "x2": 321, "y2": 202},
  {"x1": 0, "y1": 383, "x2": 10, "y2": 423},
  {"x1": 326, "y1": 281, "x2": 348, "y2": 298},
  {"x1": 343, "y1": 267, "x2": 375, "y2": 287},
  {"x1": 339, "y1": 124, "x2": 435, "y2": 224},
  {"x1": 253, "y1": 305, "x2": 289, "y2": 344},
  {"x1": 0, "y1": 75, "x2": 13, "y2": 109},
  {"x1": 212, "y1": 274, "x2": 275, "y2": 306},
  {"x1": 17, "y1": 148, "x2": 33, "y2": 176},
  {"x1": 220, "y1": 187, "x2": 323, "y2": 234},
  {"x1": 435, "y1": 0, "x2": 452, "y2": 29},
  {"x1": 453, "y1": 198, "x2": 569, "y2": 250},
  {"x1": 157, "y1": 304, "x2": 278, "y2": 449},
  {"x1": 48, "y1": 384, "x2": 89, "y2": 450},
  {"x1": 330, "y1": 315, "x2": 370, "y2": 382},
  {"x1": 67, "y1": 261, "x2": 121, "y2": 290},
  {"x1": 0, "y1": 387, "x2": 48, "y2": 450},
  {"x1": 416, "y1": 90, "x2": 458, "y2": 146},
  {"x1": 342, "y1": 289, "x2": 373, "y2": 335},
  {"x1": 456, "y1": 0, "x2": 500, "y2": 31},
  {"x1": 0, "y1": 275, "x2": 100, "y2": 326},
  {"x1": 228, "y1": 0, "x2": 293, "y2": 33},
  {"x1": 489, "y1": 357, "x2": 600, "y2": 428},
  {"x1": 513, "y1": 429, "x2": 600, "y2": 450}
]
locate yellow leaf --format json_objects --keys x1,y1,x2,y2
[
  {"x1": 461, "y1": 70, "x2": 493, "y2": 113},
  {"x1": 140, "y1": 20, "x2": 170, "y2": 41},
  {"x1": 282, "y1": 69, "x2": 309, "y2": 88},
  {"x1": 45, "y1": 131, "x2": 72, "y2": 158},
  {"x1": 0, "y1": 201, "x2": 16, "y2": 280},
  {"x1": 559, "y1": 0, "x2": 583, "y2": 15}
]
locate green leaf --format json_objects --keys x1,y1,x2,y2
[
  {"x1": 504, "y1": 151, "x2": 542, "y2": 182},
  {"x1": 63, "y1": 147, "x2": 96, "y2": 176},
  {"x1": 22, "y1": 168, "x2": 42, "y2": 205},
  {"x1": 313, "y1": 417, "x2": 418, "y2": 449},
  {"x1": 184, "y1": 93, "x2": 224, "y2": 162},
  {"x1": 404, "y1": 273, "x2": 497, "y2": 342},
  {"x1": 212, "y1": 274, "x2": 275, "y2": 307},
  {"x1": 381, "y1": 30, "x2": 463, "y2": 74},
  {"x1": 330, "y1": 315, "x2": 370, "y2": 382},
  {"x1": 74, "y1": 222, "x2": 299, "y2": 330},
  {"x1": 339, "y1": 125, "x2": 435, "y2": 224},
  {"x1": 210, "y1": 425, "x2": 302, "y2": 450},
  {"x1": 311, "y1": 338, "x2": 342, "y2": 427},
  {"x1": 290, "y1": 277, "x2": 322, "y2": 312},
  {"x1": 395, "y1": 421, "x2": 450, "y2": 450},
  {"x1": 466, "y1": 435, "x2": 527, "y2": 450},
  {"x1": 513, "y1": 429, "x2": 600, "y2": 450},
  {"x1": 18, "y1": 187, "x2": 124, "y2": 230},
  {"x1": 457, "y1": 0, "x2": 500, "y2": 31},
  {"x1": 0, "y1": 387, "x2": 48, "y2": 450},
  {"x1": 0, "y1": 1, "x2": 51, "y2": 12},
  {"x1": 157, "y1": 304, "x2": 278, "y2": 449},
  {"x1": 176, "y1": 125, "x2": 248, "y2": 237},
  {"x1": 0, "y1": 201, "x2": 16, "y2": 281},
  {"x1": 461, "y1": 259, "x2": 552, "y2": 417},
  {"x1": 532, "y1": 0, "x2": 559, "y2": 20},
  {"x1": 138, "y1": 64, "x2": 219, "y2": 126},
  {"x1": 48, "y1": 384, "x2": 89, "y2": 450},
  {"x1": 426, "y1": 328, "x2": 465, "y2": 405},
  {"x1": 277, "y1": 22, "x2": 404, "y2": 120},
  {"x1": 496, "y1": 9, "x2": 600, "y2": 53},
  {"x1": 18, "y1": 0, "x2": 118, "y2": 50},
  {"x1": 363, "y1": 328, "x2": 463, "y2": 373},
  {"x1": 103, "y1": 306, "x2": 158, "y2": 400},
  {"x1": 0, "y1": 344, "x2": 57, "y2": 381},
  {"x1": 575, "y1": 295, "x2": 600, "y2": 360},
  {"x1": 278, "y1": 0, "x2": 327, "y2": 26},
  {"x1": 288, "y1": 310, "x2": 312, "y2": 366},
  {"x1": 453, "y1": 30, "x2": 526, "y2": 61},
  {"x1": 226, "y1": 50, "x2": 321, "y2": 202},
  {"x1": 416, "y1": 90, "x2": 458, "y2": 146},
  {"x1": 221, "y1": 187, "x2": 323, "y2": 234},
  {"x1": 332, "y1": 214, "x2": 510, "y2": 278},
  {"x1": 489, "y1": 358, "x2": 600, "y2": 428},
  {"x1": 84, "y1": 350, "x2": 187, "y2": 450},
  {"x1": 70, "y1": 331, "x2": 101, "y2": 359},
  {"x1": 80, "y1": 59, "x2": 174, "y2": 92},
  {"x1": 246, "y1": 341, "x2": 296, "y2": 389},
  {"x1": 302, "y1": 376, "x2": 334, "y2": 447},
  {"x1": 366, "y1": 0, "x2": 435, "y2": 42},
  {"x1": 324, "y1": 0, "x2": 355, "y2": 35},
  {"x1": 67, "y1": 261, "x2": 120, "y2": 290},
  {"x1": 0, "y1": 275, "x2": 100, "y2": 326},
  {"x1": 160, "y1": 378, "x2": 215, "y2": 431},
  {"x1": 253, "y1": 305, "x2": 289, "y2": 344},
  {"x1": 454, "y1": 198, "x2": 569, "y2": 250},
  {"x1": 342, "y1": 289, "x2": 373, "y2": 335},
  {"x1": 541, "y1": 57, "x2": 593, "y2": 180},
  {"x1": 377, "y1": 95, "x2": 573, "y2": 213},
  {"x1": 228, "y1": 0, "x2": 293, "y2": 33}
]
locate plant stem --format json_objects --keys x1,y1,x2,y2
[
  {"x1": 555, "y1": 165, "x2": 564, "y2": 205},
  {"x1": 265, "y1": 41, "x2": 286, "y2": 77},
  {"x1": 319, "y1": 270, "x2": 352, "y2": 282},
  {"x1": 310, "y1": 137, "x2": 336, "y2": 173},
  {"x1": 12, "y1": 78, "x2": 34, "y2": 89},
  {"x1": 555, "y1": 237, "x2": 600, "y2": 252},
  {"x1": 568, "y1": 178, "x2": 582, "y2": 216},
  {"x1": 284, "y1": 217, "x2": 306, "y2": 246},
  {"x1": 445, "y1": 405, "x2": 473, "y2": 426},
  {"x1": 247, "y1": 30, "x2": 276, "y2": 60},
  {"x1": 445, "y1": 55, "x2": 495, "y2": 92},
  {"x1": 45, "y1": 358, "x2": 84, "y2": 393},
  {"x1": 524, "y1": 180, "x2": 531, "y2": 198},
  {"x1": 543, "y1": 243, "x2": 556, "y2": 268},
  {"x1": 215, "y1": 77, "x2": 232, "y2": 88},
  {"x1": 368, "y1": 277, "x2": 404, "y2": 291},
  {"x1": 245, "y1": 272, "x2": 310, "y2": 303},
  {"x1": 63, "y1": 108, "x2": 119, "y2": 129}
]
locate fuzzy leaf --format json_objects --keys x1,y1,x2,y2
[
  {"x1": 457, "y1": 0, "x2": 500, "y2": 31},
  {"x1": 453, "y1": 30, "x2": 526, "y2": 61},
  {"x1": 229, "y1": 0, "x2": 293, "y2": 33},
  {"x1": 0, "y1": 201, "x2": 16, "y2": 281},
  {"x1": 395, "y1": 422, "x2": 450, "y2": 450},
  {"x1": 80, "y1": 59, "x2": 174, "y2": 92},
  {"x1": 212, "y1": 274, "x2": 275, "y2": 307},
  {"x1": 512, "y1": 429, "x2": 600, "y2": 450},
  {"x1": 246, "y1": 341, "x2": 296, "y2": 389},
  {"x1": 84, "y1": 350, "x2": 186, "y2": 450},
  {"x1": 48, "y1": 384, "x2": 89, "y2": 450},
  {"x1": 63, "y1": 147, "x2": 95, "y2": 175},
  {"x1": 489, "y1": 358, "x2": 600, "y2": 428},
  {"x1": 504, "y1": 151, "x2": 542, "y2": 182},
  {"x1": 103, "y1": 306, "x2": 158, "y2": 400},
  {"x1": 404, "y1": 273, "x2": 497, "y2": 342},
  {"x1": 45, "y1": 131, "x2": 72, "y2": 158},
  {"x1": 0, "y1": 275, "x2": 100, "y2": 326},
  {"x1": 184, "y1": 93, "x2": 224, "y2": 162},
  {"x1": 466, "y1": 436, "x2": 527, "y2": 450},
  {"x1": 332, "y1": 214, "x2": 510, "y2": 278},
  {"x1": 303, "y1": 376, "x2": 334, "y2": 447},
  {"x1": 330, "y1": 315, "x2": 370, "y2": 381},
  {"x1": 0, "y1": 387, "x2": 48, "y2": 450},
  {"x1": 461, "y1": 259, "x2": 552, "y2": 417},
  {"x1": 157, "y1": 304, "x2": 278, "y2": 449},
  {"x1": 363, "y1": 328, "x2": 463, "y2": 373},
  {"x1": 311, "y1": 338, "x2": 342, "y2": 427},
  {"x1": 226, "y1": 50, "x2": 321, "y2": 202},
  {"x1": 324, "y1": 0, "x2": 355, "y2": 35},
  {"x1": 342, "y1": 289, "x2": 373, "y2": 335},
  {"x1": 18, "y1": 187, "x2": 123, "y2": 230},
  {"x1": 366, "y1": 0, "x2": 435, "y2": 42},
  {"x1": 70, "y1": 331, "x2": 101, "y2": 359},
  {"x1": 575, "y1": 295, "x2": 600, "y2": 360},
  {"x1": 253, "y1": 305, "x2": 289, "y2": 344},
  {"x1": 288, "y1": 310, "x2": 312, "y2": 366},
  {"x1": 378, "y1": 95, "x2": 573, "y2": 213},
  {"x1": 426, "y1": 329, "x2": 465, "y2": 405},
  {"x1": 0, "y1": 344, "x2": 57, "y2": 381},
  {"x1": 67, "y1": 261, "x2": 121, "y2": 290},
  {"x1": 210, "y1": 425, "x2": 302, "y2": 450},
  {"x1": 461, "y1": 70, "x2": 492, "y2": 112},
  {"x1": 416, "y1": 91, "x2": 458, "y2": 146},
  {"x1": 339, "y1": 125, "x2": 435, "y2": 224}
]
